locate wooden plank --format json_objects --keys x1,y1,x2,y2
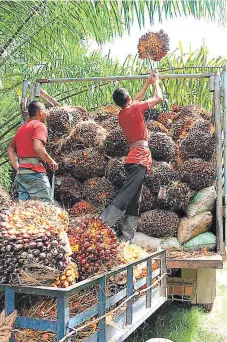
[
  {"x1": 167, "y1": 254, "x2": 223, "y2": 269},
  {"x1": 196, "y1": 269, "x2": 216, "y2": 304}
]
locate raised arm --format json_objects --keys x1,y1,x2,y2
[{"x1": 133, "y1": 71, "x2": 163, "y2": 107}]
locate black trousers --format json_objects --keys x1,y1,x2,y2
[{"x1": 112, "y1": 164, "x2": 146, "y2": 217}]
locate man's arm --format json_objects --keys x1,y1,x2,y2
[
  {"x1": 8, "y1": 143, "x2": 19, "y2": 171},
  {"x1": 33, "y1": 139, "x2": 58, "y2": 171},
  {"x1": 133, "y1": 71, "x2": 163, "y2": 107}
]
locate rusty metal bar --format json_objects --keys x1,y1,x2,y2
[
  {"x1": 214, "y1": 74, "x2": 224, "y2": 254},
  {"x1": 36, "y1": 73, "x2": 214, "y2": 84}
]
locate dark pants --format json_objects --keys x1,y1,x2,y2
[{"x1": 112, "y1": 164, "x2": 146, "y2": 216}]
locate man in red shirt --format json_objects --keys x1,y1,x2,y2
[
  {"x1": 8, "y1": 101, "x2": 58, "y2": 201},
  {"x1": 100, "y1": 72, "x2": 163, "y2": 241}
]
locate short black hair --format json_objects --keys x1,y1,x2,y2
[
  {"x1": 28, "y1": 101, "x2": 45, "y2": 118},
  {"x1": 113, "y1": 88, "x2": 129, "y2": 108}
]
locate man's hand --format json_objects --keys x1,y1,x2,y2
[
  {"x1": 147, "y1": 71, "x2": 159, "y2": 84},
  {"x1": 48, "y1": 159, "x2": 58, "y2": 171}
]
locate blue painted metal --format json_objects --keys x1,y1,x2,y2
[
  {"x1": 57, "y1": 294, "x2": 70, "y2": 340},
  {"x1": 5, "y1": 287, "x2": 15, "y2": 315},
  {"x1": 98, "y1": 276, "x2": 106, "y2": 342},
  {"x1": 126, "y1": 265, "x2": 133, "y2": 325},
  {"x1": 16, "y1": 317, "x2": 57, "y2": 332},
  {"x1": 146, "y1": 257, "x2": 152, "y2": 308}
]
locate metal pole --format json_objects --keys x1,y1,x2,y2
[
  {"x1": 214, "y1": 74, "x2": 224, "y2": 254},
  {"x1": 21, "y1": 80, "x2": 29, "y2": 123},
  {"x1": 36, "y1": 72, "x2": 214, "y2": 84},
  {"x1": 223, "y1": 67, "x2": 227, "y2": 247}
]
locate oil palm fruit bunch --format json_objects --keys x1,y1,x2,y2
[
  {"x1": 140, "y1": 186, "x2": 156, "y2": 213},
  {"x1": 92, "y1": 105, "x2": 119, "y2": 122},
  {"x1": 0, "y1": 186, "x2": 10, "y2": 209},
  {"x1": 49, "y1": 132, "x2": 85, "y2": 156},
  {"x1": 178, "y1": 105, "x2": 211, "y2": 121},
  {"x1": 69, "y1": 217, "x2": 119, "y2": 279},
  {"x1": 62, "y1": 148, "x2": 106, "y2": 180},
  {"x1": 180, "y1": 158, "x2": 216, "y2": 191},
  {"x1": 179, "y1": 130, "x2": 215, "y2": 161},
  {"x1": 105, "y1": 158, "x2": 126, "y2": 188},
  {"x1": 73, "y1": 120, "x2": 107, "y2": 148},
  {"x1": 83, "y1": 177, "x2": 115, "y2": 206},
  {"x1": 137, "y1": 29, "x2": 170, "y2": 61},
  {"x1": 47, "y1": 106, "x2": 88, "y2": 140},
  {"x1": 147, "y1": 120, "x2": 169, "y2": 135},
  {"x1": 144, "y1": 108, "x2": 160, "y2": 121},
  {"x1": 55, "y1": 175, "x2": 83, "y2": 208},
  {"x1": 0, "y1": 202, "x2": 69, "y2": 284},
  {"x1": 100, "y1": 116, "x2": 120, "y2": 131},
  {"x1": 104, "y1": 128, "x2": 129, "y2": 157},
  {"x1": 51, "y1": 263, "x2": 79, "y2": 288},
  {"x1": 71, "y1": 200, "x2": 95, "y2": 217},
  {"x1": 165, "y1": 182, "x2": 193, "y2": 211},
  {"x1": 149, "y1": 132, "x2": 175, "y2": 162},
  {"x1": 145, "y1": 161, "x2": 179, "y2": 193},
  {"x1": 157, "y1": 112, "x2": 179, "y2": 130},
  {"x1": 138, "y1": 209, "x2": 180, "y2": 238},
  {"x1": 170, "y1": 117, "x2": 196, "y2": 141},
  {"x1": 179, "y1": 118, "x2": 215, "y2": 140}
]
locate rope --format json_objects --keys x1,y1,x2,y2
[{"x1": 59, "y1": 272, "x2": 168, "y2": 342}]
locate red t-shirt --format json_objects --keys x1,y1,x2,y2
[
  {"x1": 10, "y1": 119, "x2": 48, "y2": 173},
  {"x1": 118, "y1": 101, "x2": 152, "y2": 171}
]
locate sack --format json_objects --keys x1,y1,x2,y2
[
  {"x1": 185, "y1": 186, "x2": 216, "y2": 218},
  {"x1": 183, "y1": 232, "x2": 216, "y2": 251},
  {"x1": 178, "y1": 211, "x2": 212, "y2": 243},
  {"x1": 133, "y1": 232, "x2": 181, "y2": 251}
]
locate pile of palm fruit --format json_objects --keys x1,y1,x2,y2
[{"x1": 46, "y1": 103, "x2": 216, "y2": 249}]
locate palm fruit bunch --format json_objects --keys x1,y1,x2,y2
[
  {"x1": 105, "y1": 158, "x2": 126, "y2": 188},
  {"x1": 0, "y1": 186, "x2": 10, "y2": 210},
  {"x1": 55, "y1": 175, "x2": 83, "y2": 208},
  {"x1": 69, "y1": 217, "x2": 119, "y2": 279},
  {"x1": 62, "y1": 148, "x2": 106, "y2": 180},
  {"x1": 137, "y1": 29, "x2": 170, "y2": 61},
  {"x1": 144, "y1": 108, "x2": 160, "y2": 121},
  {"x1": 72, "y1": 120, "x2": 107, "y2": 148},
  {"x1": 145, "y1": 161, "x2": 179, "y2": 193},
  {"x1": 104, "y1": 127, "x2": 129, "y2": 157},
  {"x1": 170, "y1": 117, "x2": 196, "y2": 141},
  {"x1": 163, "y1": 182, "x2": 193, "y2": 211},
  {"x1": 83, "y1": 177, "x2": 115, "y2": 206},
  {"x1": 147, "y1": 120, "x2": 169, "y2": 134},
  {"x1": 177, "y1": 105, "x2": 212, "y2": 121},
  {"x1": 157, "y1": 112, "x2": 179, "y2": 130},
  {"x1": 179, "y1": 118, "x2": 215, "y2": 140},
  {"x1": 47, "y1": 106, "x2": 88, "y2": 140},
  {"x1": 101, "y1": 116, "x2": 119, "y2": 131},
  {"x1": 92, "y1": 104, "x2": 119, "y2": 122},
  {"x1": 138, "y1": 209, "x2": 180, "y2": 238},
  {"x1": 180, "y1": 158, "x2": 216, "y2": 191},
  {"x1": 0, "y1": 201, "x2": 69, "y2": 284},
  {"x1": 71, "y1": 200, "x2": 95, "y2": 217},
  {"x1": 140, "y1": 186, "x2": 156, "y2": 213},
  {"x1": 179, "y1": 130, "x2": 215, "y2": 161},
  {"x1": 50, "y1": 132, "x2": 85, "y2": 157},
  {"x1": 149, "y1": 132, "x2": 175, "y2": 162},
  {"x1": 51, "y1": 263, "x2": 79, "y2": 288}
]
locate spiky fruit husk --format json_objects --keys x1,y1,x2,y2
[
  {"x1": 149, "y1": 132, "x2": 176, "y2": 162},
  {"x1": 157, "y1": 182, "x2": 193, "y2": 211},
  {"x1": 179, "y1": 130, "x2": 215, "y2": 161},
  {"x1": 137, "y1": 29, "x2": 170, "y2": 61},
  {"x1": 55, "y1": 176, "x2": 83, "y2": 208},
  {"x1": 62, "y1": 148, "x2": 106, "y2": 180},
  {"x1": 71, "y1": 200, "x2": 95, "y2": 217},
  {"x1": 147, "y1": 120, "x2": 169, "y2": 135},
  {"x1": 138, "y1": 209, "x2": 180, "y2": 238},
  {"x1": 92, "y1": 105, "x2": 119, "y2": 122},
  {"x1": 157, "y1": 112, "x2": 179, "y2": 129},
  {"x1": 180, "y1": 158, "x2": 216, "y2": 191},
  {"x1": 47, "y1": 106, "x2": 88, "y2": 141},
  {"x1": 0, "y1": 201, "x2": 69, "y2": 284},
  {"x1": 145, "y1": 161, "x2": 179, "y2": 193},
  {"x1": 179, "y1": 118, "x2": 215, "y2": 140},
  {"x1": 69, "y1": 217, "x2": 119, "y2": 279},
  {"x1": 73, "y1": 120, "x2": 107, "y2": 148},
  {"x1": 104, "y1": 128, "x2": 128, "y2": 157},
  {"x1": 83, "y1": 177, "x2": 115, "y2": 206},
  {"x1": 140, "y1": 186, "x2": 156, "y2": 213},
  {"x1": 105, "y1": 158, "x2": 126, "y2": 188}
]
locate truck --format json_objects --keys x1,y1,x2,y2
[{"x1": 3, "y1": 68, "x2": 226, "y2": 341}]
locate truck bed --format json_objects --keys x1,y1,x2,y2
[{"x1": 167, "y1": 251, "x2": 223, "y2": 269}]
